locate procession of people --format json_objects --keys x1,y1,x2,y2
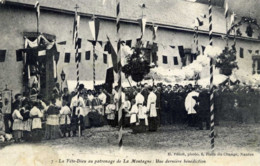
[{"x1": 1, "y1": 80, "x2": 260, "y2": 143}]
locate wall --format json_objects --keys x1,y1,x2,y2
[{"x1": 0, "y1": 5, "x2": 260, "y2": 95}]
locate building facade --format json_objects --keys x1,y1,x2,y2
[{"x1": 0, "y1": 0, "x2": 260, "y2": 95}]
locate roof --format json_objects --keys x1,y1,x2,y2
[{"x1": 3, "y1": 0, "x2": 260, "y2": 39}]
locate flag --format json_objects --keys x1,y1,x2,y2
[
  {"x1": 195, "y1": 17, "x2": 203, "y2": 27},
  {"x1": 98, "y1": 41, "x2": 103, "y2": 47},
  {"x1": 178, "y1": 46, "x2": 185, "y2": 58},
  {"x1": 104, "y1": 42, "x2": 111, "y2": 53},
  {"x1": 224, "y1": 1, "x2": 229, "y2": 18},
  {"x1": 230, "y1": 12, "x2": 235, "y2": 25},
  {"x1": 89, "y1": 18, "x2": 100, "y2": 41},
  {"x1": 255, "y1": 50, "x2": 259, "y2": 54},
  {"x1": 35, "y1": 1, "x2": 40, "y2": 19},
  {"x1": 152, "y1": 24, "x2": 158, "y2": 40},
  {"x1": 248, "y1": 50, "x2": 252, "y2": 54},
  {"x1": 201, "y1": 45, "x2": 206, "y2": 55},
  {"x1": 72, "y1": 11, "x2": 80, "y2": 45},
  {"x1": 64, "y1": 53, "x2": 70, "y2": 63},
  {"x1": 0, "y1": 50, "x2": 6, "y2": 62},
  {"x1": 240, "y1": 48, "x2": 244, "y2": 58},
  {"x1": 137, "y1": 18, "x2": 147, "y2": 38},
  {"x1": 85, "y1": 51, "x2": 91, "y2": 60},
  {"x1": 107, "y1": 36, "x2": 120, "y2": 73}
]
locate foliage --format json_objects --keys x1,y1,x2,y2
[
  {"x1": 122, "y1": 41, "x2": 151, "y2": 82},
  {"x1": 215, "y1": 47, "x2": 238, "y2": 76}
]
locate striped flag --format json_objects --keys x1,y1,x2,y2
[{"x1": 224, "y1": 1, "x2": 228, "y2": 18}]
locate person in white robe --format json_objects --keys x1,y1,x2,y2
[
  {"x1": 185, "y1": 89, "x2": 199, "y2": 127},
  {"x1": 147, "y1": 87, "x2": 158, "y2": 131}
]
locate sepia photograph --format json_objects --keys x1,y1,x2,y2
[{"x1": 0, "y1": 0, "x2": 259, "y2": 165}]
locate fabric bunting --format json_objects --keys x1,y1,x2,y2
[
  {"x1": 255, "y1": 50, "x2": 259, "y2": 54},
  {"x1": 248, "y1": 50, "x2": 252, "y2": 54},
  {"x1": 98, "y1": 41, "x2": 103, "y2": 47},
  {"x1": 178, "y1": 46, "x2": 185, "y2": 58}
]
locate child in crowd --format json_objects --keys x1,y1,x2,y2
[
  {"x1": 30, "y1": 101, "x2": 43, "y2": 142},
  {"x1": 59, "y1": 100, "x2": 71, "y2": 137},
  {"x1": 12, "y1": 105, "x2": 24, "y2": 142}
]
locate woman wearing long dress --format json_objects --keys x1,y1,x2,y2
[
  {"x1": 12, "y1": 105, "x2": 24, "y2": 142},
  {"x1": 30, "y1": 102, "x2": 43, "y2": 142},
  {"x1": 45, "y1": 99, "x2": 60, "y2": 140}
]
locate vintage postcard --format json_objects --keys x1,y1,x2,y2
[{"x1": 0, "y1": 0, "x2": 259, "y2": 165}]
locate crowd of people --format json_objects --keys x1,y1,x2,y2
[{"x1": 0, "y1": 82, "x2": 259, "y2": 143}]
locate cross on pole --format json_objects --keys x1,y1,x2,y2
[{"x1": 74, "y1": 4, "x2": 79, "y2": 12}]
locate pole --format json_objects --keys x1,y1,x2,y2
[
  {"x1": 226, "y1": 18, "x2": 229, "y2": 47},
  {"x1": 93, "y1": 43, "x2": 96, "y2": 89},
  {"x1": 208, "y1": 0, "x2": 215, "y2": 151},
  {"x1": 116, "y1": 0, "x2": 123, "y2": 149},
  {"x1": 74, "y1": 4, "x2": 81, "y2": 137}
]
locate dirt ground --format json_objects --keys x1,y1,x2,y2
[
  {"x1": 1, "y1": 121, "x2": 259, "y2": 152},
  {"x1": 0, "y1": 121, "x2": 259, "y2": 166}
]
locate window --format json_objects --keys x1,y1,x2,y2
[
  {"x1": 173, "y1": 56, "x2": 178, "y2": 65},
  {"x1": 64, "y1": 53, "x2": 70, "y2": 63},
  {"x1": 85, "y1": 51, "x2": 91, "y2": 60},
  {"x1": 103, "y1": 54, "x2": 107, "y2": 64},
  {"x1": 162, "y1": 55, "x2": 168, "y2": 64}
]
